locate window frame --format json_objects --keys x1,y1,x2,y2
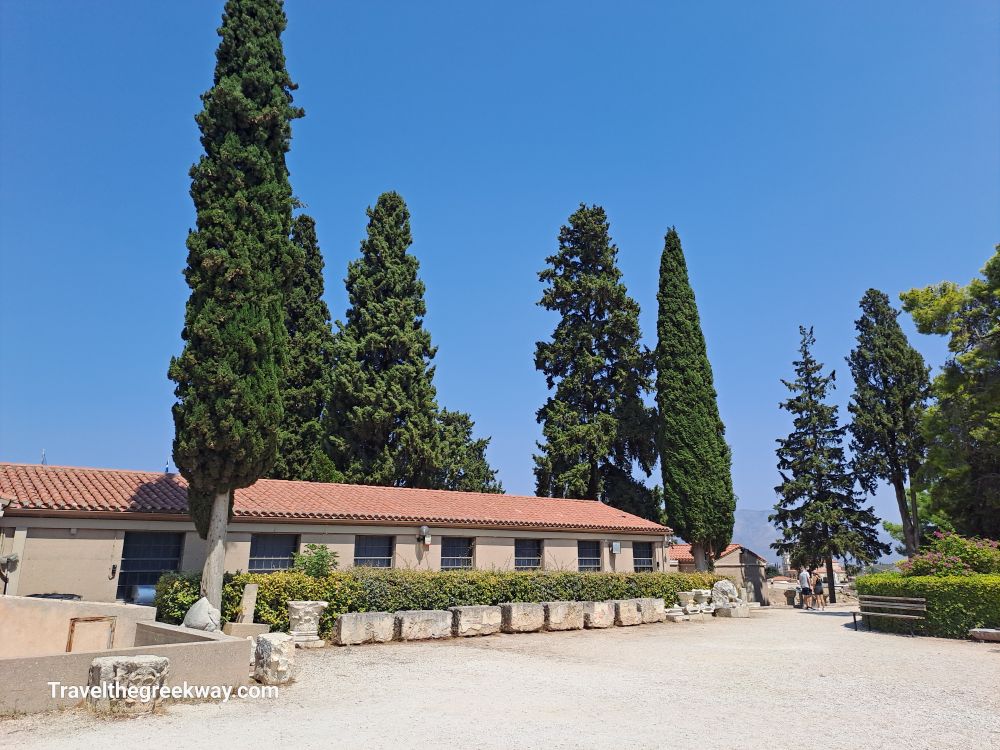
[
  {"x1": 353, "y1": 535, "x2": 395, "y2": 568},
  {"x1": 117, "y1": 531, "x2": 184, "y2": 600},
  {"x1": 514, "y1": 538, "x2": 543, "y2": 571},
  {"x1": 440, "y1": 536, "x2": 474, "y2": 570},
  {"x1": 248, "y1": 533, "x2": 299, "y2": 574},
  {"x1": 577, "y1": 540, "x2": 602, "y2": 572},
  {"x1": 633, "y1": 541, "x2": 654, "y2": 573}
]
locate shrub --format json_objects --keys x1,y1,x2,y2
[
  {"x1": 855, "y1": 573, "x2": 1000, "y2": 638},
  {"x1": 897, "y1": 532, "x2": 1000, "y2": 577},
  {"x1": 156, "y1": 569, "x2": 719, "y2": 636},
  {"x1": 293, "y1": 543, "x2": 338, "y2": 578}
]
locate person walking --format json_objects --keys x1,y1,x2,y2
[
  {"x1": 798, "y1": 567, "x2": 813, "y2": 609},
  {"x1": 812, "y1": 571, "x2": 827, "y2": 610}
]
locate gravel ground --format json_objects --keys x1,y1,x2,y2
[{"x1": 2, "y1": 606, "x2": 998, "y2": 749}]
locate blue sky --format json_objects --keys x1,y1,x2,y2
[{"x1": 1, "y1": 2, "x2": 998, "y2": 534}]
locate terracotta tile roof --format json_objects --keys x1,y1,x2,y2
[
  {"x1": 0, "y1": 463, "x2": 670, "y2": 535},
  {"x1": 667, "y1": 542, "x2": 766, "y2": 563}
]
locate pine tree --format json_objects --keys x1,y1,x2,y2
[
  {"x1": 654, "y1": 227, "x2": 735, "y2": 569},
  {"x1": 533, "y1": 204, "x2": 657, "y2": 518},
  {"x1": 847, "y1": 289, "x2": 930, "y2": 556},
  {"x1": 168, "y1": 0, "x2": 302, "y2": 609},
  {"x1": 327, "y1": 192, "x2": 499, "y2": 491},
  {"x1": 270, "y1": 214, "x2": 338, "y2": 482},
  {"x1": 771, "y1": 327, "x2": 890, "y2": 602}
]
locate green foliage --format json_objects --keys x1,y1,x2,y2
[
  {"x1": 882, "y1": 491, "x2": 954, "y2": 556},
  {"x1": 155, "y1": 569, "x2": 719, "y2": 636},
  {"x1": 897, "y1": 532, "x2": 1000, "y2": 577},
  {"x1": 533, "y1": 204, "x2": 658, "y2": 518},
  {"x1": 855, "y1": 572, "x2": 1000, "y2": 638},
  {"x1": 847, "y1": 289, "x2": 930, "y2": 556},
  {"x1": 901, "y1": 246, "x2": 1000, "y2": 539},
  {"x1": 655, "y1": 227, "x2": 735, "y2": 555},
  {"x1": 168, "y1": 0, "x2": 303, "y2": 535},
  {"x1": 270, "y1": 215, "x2": 338, "y2": 482},
  {"x1": 326, "y1": 192, "x2": 500, "y2": 492},
  {"x1": 771, "y1": 327, "x2": 890, "y2": 567},
  {"x1": 293, "y1": 543, "x2": 339, "y2": 578}
]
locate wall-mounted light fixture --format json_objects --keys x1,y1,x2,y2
[{"x1": 418, "y1": 525, "x2": 432, "y2": 546}]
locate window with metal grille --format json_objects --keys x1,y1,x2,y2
[
  {"x1": 117, "y1": 532, "x2": 183, "y2": 600},
  {"x1": 354, "y1": 535, "x2": 394, "y2": 568},
  {"x1": 441, "y1": 537, "x2": 473, "y2": 570},
  {"x1": 514, "y1": 539, "x2": 542, "y2": 570},
  {"x1": 577, "y1": 540, "x2": 601, "y2": 572},
  {"x1": 249, "y1": 534, "x2": 298, "y2": 573},
  {"x1": 633, "y1": 542, "x2": 654, "y2": 572}
]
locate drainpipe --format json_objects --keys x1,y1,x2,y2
[{"x1": 0, "y1": 499, "x2": 11, "y2": 594}]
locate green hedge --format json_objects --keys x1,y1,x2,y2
[
  {"x1": 156, "y1": 569, "x2": 720, "y2": 636},
  {"x1": 855, "y1": 573, "x2": 1000, "y2": 638}
]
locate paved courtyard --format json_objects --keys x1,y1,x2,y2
[{"x1": 2, "y1": 607, "x2": 998, "y2": 749}]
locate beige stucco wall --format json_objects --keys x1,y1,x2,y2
[{"x1": 1, "y1": 515, "x2": 667, "y2": 601}]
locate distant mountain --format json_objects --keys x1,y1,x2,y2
[{"x1": 732, "y1": 509, "x2": 781, "y2": 564}]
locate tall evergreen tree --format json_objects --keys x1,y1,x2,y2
[
  {"x1": 771, "y1": 327, "x2": 890, "y2": 602},
  {"x1": 168, "y1": 0, "x2": 302, "y2": 609},
  {"x1": 847, "y1": 289, "x2": 930, "y2": 556},
  {"x1": 655, "y1": 227, "x2": 735, "y2": 569},
  {"x1": 270, "y1": 214, "x2": 338, "y2": 482},
  {"x1": 901, "y1": 246, "x2": 1000, "y2": 538},
  {"x1": 327, "y1": 192, "x2": 499, "y2": 491},
  {"x1": 533, "y1": 204, "x2": 658, "y2": 518}
]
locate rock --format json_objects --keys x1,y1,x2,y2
[
  {"x1": 182, "y1": 596, "x2": 221, "y2": 632},
  {"x1": 87, "y1": 655, "x2": 169, "y2": 715},
  {"x1": 543, "y1": 601, "x2": 584, "y2": 631},
  {"x1": 613, "y1": 599, "x2": 642, "y2": 626},
  {"x1": 969, "y1": 628, "x2": 1000, "y2": 642},
  {"x1": 288, "y1": 600, "x2": 328, "y2": 648},
  {"x1": 712, "y1": 580, "x2": 741, "y2": 607},
  {"x1": 222, "y1": 621, "x2": 272, "y2": 666},
  {"x1": 583, "y1": 601, "x2": 615, "y2": 629},
  {"x1": 500, "y1": 602, "x2": 545, "y2": 633},
  {"x1": 715, "y1": 604, "x2": 750, "y2": 618},
  {"x1": 254, "y1": 632, "x2": 294, "y2": 685},
  {"x1": 666, "y1": 614, "x2": 690, "y2": 623},
  {"x1": 637, "y1": 597, "x2": 666, "y2": 623},
  {"x1": 395, "y1": 610, "x2": 452, "y2": 640},
  {"x1": 676, "y1": 591, "x2": 695, "y2": 607},
  {"x1": 334, "y1": 612, "x2": 396, "y2": 645},
  {"x1": 450, "y1": 605, "x2": 502, "y2": 637}
]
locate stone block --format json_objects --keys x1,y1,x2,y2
[
  {"x1": 395, "y1": 610, "x2": 452, "y2": 640},
  {"x1": 500, "y1": 602, "x2": 545, "y2": 633},
  {"x1": 450, "y1": 605, "x2": 502, "y2": 637},
  {"x1": 254, "y1": 632, "x2": 294, "y2": 685},
  {"x1": 289, "y1": 600, "x2": 328, "y2": 648},
  {"x1": 969, "y1": 628, "x2": 1000, "y2": 642},
  {"x1": 715, "y1": 605, "x2": 751, "y2": 618},
  {"x1": 583, "y1": 601, "x2": 615, "y2": 629},
  {"x1": 666, "y1": 614, "x2": 690, "y2": 623},
  {"x1": 223, "y1": 621, "x2": 271, "y2": 639},
  {"x1": 334, "y1": 611, "x2": 396, "y2": 645},
  {"x1": 613, "y1": 599, "x2": 642, "y2": 626},
  {"x1": 87, "y1": 655, "x2": 169, "y2": 715},
  {"x1": 638, "y1": 597, "x2": 666, "y2": 623},
  {"x1": 543, "y1": 601, "x2": 584, "y2": 631}
]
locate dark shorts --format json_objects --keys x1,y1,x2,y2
[
  {"x1": 815, "y1": 586, "x2": 824, "y2": 595},
  {"x1": 801, "y1": 587, "x2": 812, "y2": 595}
]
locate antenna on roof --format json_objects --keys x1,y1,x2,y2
[
  {"x1": 41, "y1": 449, "x2": 47, "y2": 466},
  {"x1": 164, "y1": 459, "x2": 170, "y2": 474}
]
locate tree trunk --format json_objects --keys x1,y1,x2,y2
[
  {"x1": 586, "y1": 458, "x2": 600, "y2": 501},
  {"x1": 691, "y1": 541, "x2": 710, "y2": 572},
  {"x1": 200, "y1": 491, "x2": 229, "y2": 611},
  {"x1": 907, "y1": 483, "x2": 921, "y2": 550},
  {"x1": 891, "y1": 476, "x2": 917, "y2": 556},
  {"x1": 825, "y1": 553, "x2": 837, "y2": 604}
]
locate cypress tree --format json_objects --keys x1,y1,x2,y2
[
  {"x1": 534, "y1": 204, "x2": 657, "y2": 517},
  {"x1": 846, "y1": 289, "x2": 930, "y2": 556},
  {"x1": 771, "y1": 327, "x2": 890, "y2": 601},
  {"x1": 327, "y1": 192, "x2": 500, "y2": 490},
  {"x1": 270, "y1": 214, "x2": 338, "y2": 482},
  {"x1": 654, "y1": 227, "x2": 735, "y2": 570},
  {"x1": 168, "y1": 0, "x2": 302, "y2": 609}
]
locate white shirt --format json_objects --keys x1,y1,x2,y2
[{"x1": 798, "y1": 570, "x2": 810, "y2": 588}]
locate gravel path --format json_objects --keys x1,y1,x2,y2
[{"x1": 2, "y1": 606, "x2": 997, "y2": 749}]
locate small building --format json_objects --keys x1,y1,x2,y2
[
  {"x1": 667, "y1": 542, "x2": 769, "y2": 604},
  {"x1": 0, "y1": 463, "x2": 671, "y2": 603}
]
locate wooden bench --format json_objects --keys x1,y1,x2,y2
[{"x1": 852, "y1": 595, "x2": 926, "y2": 633}]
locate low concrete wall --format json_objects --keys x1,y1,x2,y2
[
  {"x1": 0, "y1": 629, "x2": 249, "y2": 715},
  {"x1": 0, "y1": 595, "x2": 156, "y2": 658}
]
